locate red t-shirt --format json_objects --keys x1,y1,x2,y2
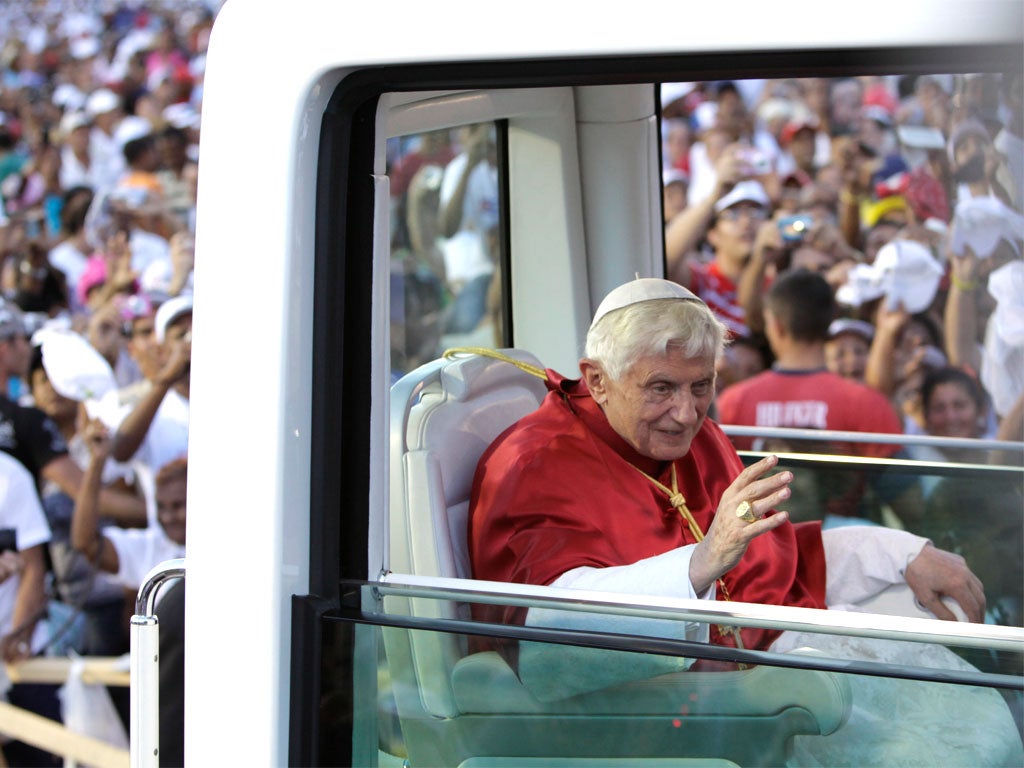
[
  {"x1": 715, "y1": 368, "x2": 903, "y2": 458},
  {"x1": 468, "y1": 373, "x2": 826, "y2": 652},
  {"x1": 688, "y1": 260, "x2": 748, "y2": 338}
]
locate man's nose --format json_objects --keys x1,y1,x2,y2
[{"x1": 667, "y1": 390, "x2": 699, "y2": 424}]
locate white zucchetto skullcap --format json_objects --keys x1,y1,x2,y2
[{"x1": 590, "y1": 278, "x2": 702, "y2": 330}]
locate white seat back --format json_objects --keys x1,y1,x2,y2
[{"x1": 387, "y1": 350, "x2": 548, "y2": 716}]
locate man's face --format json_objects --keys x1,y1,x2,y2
[
  {"x1": 825, "y1": 333, "x2": 869, "y2": 381},
  {"x1": 87, "y1": 304, "x2": 124, "y2": 366},
  {"x1": 709, "y1": 203, "x2": 765, "y2": 266},
  {"x1": 161, "y1": 313, "x2": 193, "y2": 366},
  {"x1": 0, "y1": 333, "x2": 32, "y2": 380},
  {"x1": 30, "y1": 368, "x2": 78, "y2": 423},
  {"x1": 789, "y1": 127, "x2": 816, "y2": 168},
  {"x1": 586, "y1": 347, "x2": 716, "y2": 461},
  {"x1": 127, "y1": 315, "x2": 161, "y2": 378},
  {"x1": 156, "y1": 475, "x2": 187, "y2": 545},
  {"x1": 165, "y1": 314, "x2": 193, "y2": 345}
]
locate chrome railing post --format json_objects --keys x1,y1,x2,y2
[{"x1": 130, "y1": 558, "x2": 185, "y2": 768}]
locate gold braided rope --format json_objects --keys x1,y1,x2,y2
[
  {"x1": 443, "y1": 346, "x2": 548, "y2": 380},
  {"x1": 633, "y1": 464, "x2": 747, "y2": 654}
]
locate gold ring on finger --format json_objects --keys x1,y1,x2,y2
[{"x1": 735, "y1": 500, "x2": 756, "y2": 524}]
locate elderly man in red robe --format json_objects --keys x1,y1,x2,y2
[
  {"x1": 468, "y1": 278, "x2": 986, "y2": 687},
  {"x1": 464, "y1": 279, "x2": 1024, "y2": 766}
]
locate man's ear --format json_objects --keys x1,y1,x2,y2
[
  {"x1": 579, "y1": 359, "x2": 608, "y2": 404},
  {"x1": 763, "y1": 307, "x2": 783, "y2": 340}
]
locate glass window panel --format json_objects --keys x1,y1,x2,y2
[
  {"x1": 346, "y1": 618, "x2": 1023, "y2": 768},
  {"x1": 738, "y1": 451, "x2": 1023, "y2": 631},
  {"x1": 387, "y1": 123, "x2": 505, "y2": 382}
]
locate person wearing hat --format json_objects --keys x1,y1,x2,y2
[
  {"x1": 85, "y1": 87, "x2": 127, "y2": 195},
  {"x1": 57, "y1": 111, "x2": 96, "y2": 192},
  {"x1": 107, "y1": 293, "x2": 191, "y2": 478},
  {"x1": 825, "y1": 317, "x2": 874, "y2": 382},
  {"x1": 777, "y1": 115, "x2": 821, "y2": 178},
  {"x1": 71, "y1": 419, "x2": 186, "y2": 595},
  {"x1": 666, "y1": 175, "x2": 772, "y2": 338},
  {"x1": 0, "y1": 303, "x2": 74, "y2": 489}
]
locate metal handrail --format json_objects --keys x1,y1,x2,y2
[
  {"x1": 130, "y1": 558, "x2": 185, "y2": 768},
  {"x1": 375, "y1": 572, "x2": 1024, "y2": 654},
  {"x1": 718, "y1": 423, "x2": 1024, "y2": 453}
]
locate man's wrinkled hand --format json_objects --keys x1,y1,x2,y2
[{"x1": 905, "y1": 543, "x2": 986, "y2": 623}]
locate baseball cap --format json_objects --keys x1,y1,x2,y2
[
  {"x1": 947, "y1": 118, "x2": 990, "y2": 162},
  {"x1": 59, "y1": 110, "x2": 91, "y2": 136},
  {"x1": 827, "y1": 318, "x2": 875, "y2": 343},
  {"x1": 837, "y1": 239, "x2": 943, "y2": 314},
  {"x1": 591, "y1": 278, "x2": 702, "y2": 330},
  {"x1": 714, "y1": 180, "x2": 769, "y2": 215},
  {"x1": 77, "y1": 256, "x2": 108, "y2": 307},
  {"x1": 114, "y1": 115, "x2": 153, "y2": 149},
  {"x1": 780, "y1": 116, "x2": 818, "y2": 146},
  {"x1": 155, "y1": 294, "x2": 194, "y2": 343},
  {"x1": 38, "y1": 328, "x2": 116, "y2": 402},
  {"x1": 162, "y1": 103, "x2": 201, "y2": 131},
  {"x1": 86, "y1": 88, "x2": 120, "y2": 117}
]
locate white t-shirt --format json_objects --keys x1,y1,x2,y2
[
  {"x1": 103, "y1": 524, "x2": 184, "y2": 593},
  {"x1": 0, "y1": 452, "x2": 52, "y2": 654},
  {"x1": 99, "y1": 386, "x2": 189, "y2": 477},
  {"x1": 439, "y1": 153, "x2": 499, "y2": 282}
]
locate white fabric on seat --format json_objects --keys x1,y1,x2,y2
[{"x1": 387, "y1": 350, "x2": 548, "y2": 717}]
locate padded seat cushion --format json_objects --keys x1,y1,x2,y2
[{"x1": 452, "y1": 650, "x2": 852, "y2": 736}]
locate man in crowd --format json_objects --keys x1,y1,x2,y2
[{"x1": 716, "y1": 269, "x2": 903, "y2": 456}]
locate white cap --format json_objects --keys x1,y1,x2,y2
[
  {"x1": 837, "y1": 239, "x2": 943, "y2": 314},
  {"x1": 86, "y1": 88, "x2": 120, "y2": 117},
  {"x1": 590, "y1": 278, "x2": 701, "y2": 330},
  {"x1": 155, "y1": 294, "x2": 194, "y2": 343},
  {"x1": 70, "y1": 35, "x2": 100, "y2": 60},
  {"x1": 162, "y1": 102, "x2": 201, "y2": 130},
  {"x1": 115, "y1": 115, "x2": 152, "y2": 148},
  {"x1": 39, "y1": 328, "x2": 116, "y2": 402},
  {"x1": 714, "y1": 180, "x2": 769, "y2": 214},
  {"x1": 827, "y1": 318, "x2": 875, "y2": 342},
  {"x1": 59, "y1": 110, "x2": 91, "y2": 136}
]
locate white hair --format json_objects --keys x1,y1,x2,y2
[{"x1": 584, "y1": 298, "x2": 727, "y2": 381}]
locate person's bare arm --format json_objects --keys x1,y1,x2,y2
[
  {"x1": 665, "y1": 144, "x2": 746, "y2": 283},
  {"x1": 737, "y1": 219, "x2": 786, "y2": 336},
  {"x1": 944, "y1": 246, "x2": 984, "y2": 372},
  {"x1": 71, "y1": 421, "x2": 120, "y2": 574},
  {"x1": 111, "y1": 334, "x2": 191, "y2": 463},
  {"x1": 440, "y1": 126, "x2": 489, "y2": 238},
  {"x1": 865, "y1": 301, "x2": 909, "y2": 396},
  {"x1": 42, "y1": 454, "x2": 147, "y2": 526},
  {"x1": 0, "y1": 544, "x2": 47, "y2": 662},
  {"x1": 992, "y1": 390, "x2": 1024, "y2": 466}
]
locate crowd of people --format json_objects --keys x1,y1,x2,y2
[
  {"x1": 660, "y1": 74, "x2": 1023, "y2": 450},
  {"x1": 0, "y1": 1, "x2": 217, "y2": 764},
  {"x1": 0, "y1": 0, "x2": 1022, "y2": 760},
  {"x1": 658, "y1": 72, "x2": 1024, "y2": 627}
]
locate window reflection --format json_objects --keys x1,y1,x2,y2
[{"x1": 388, "y1": 123, "x2": 504, "y2": 382}]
